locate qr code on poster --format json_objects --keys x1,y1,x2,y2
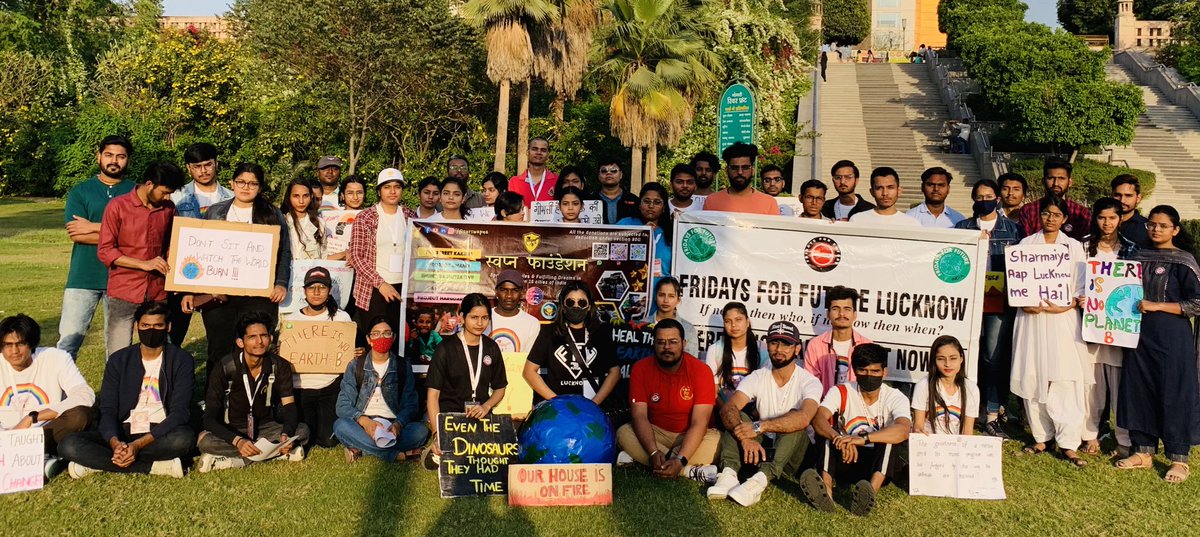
[
  {"x1": 591, "y1": 242, "x2": 610, "y2": 260},
  {"x1": 610, "y1": 242, "x2": 629, "y2": 261},
  {"x1": 629, "y1": 243, "x2": 648, "y2": 261}
]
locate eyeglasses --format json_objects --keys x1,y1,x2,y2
[
  {"x1": 599, "y1": 168, "x2": 620, "y2": 174},
  {"x1": 802, "y1": 195, "x2": 826, "y2": 203},
  {"x1": 233, "y1": 179, "x2": 260, "y2": 189},
  {"x1": 1146, "y1": 222, "x2": 1176, "y2": 230},
  {"x1": 1039, "y1": 211, "x2": 1066, "y2": 220},
  {"x1": 564, "y1": 298, "x2": 589, "y2": 308},
  {"x1": 188, "y1": 161, "x2": 216, "y2": 171},
  {"x1": 369, "y1": 331, "x2": 395, "y2": 339},
  {"x1": 728, "y1": 164, "x2": 754, "y2": 172},
  {"x1": 641, "y1": 199, "x2": 664, "y2": 206},
  {"x1": 833, "y1": 174, "x2": 856, "y2": 180},
  {"x1": 448, "y1": 165, "x2": 468, "y2": 171},
  {"x1": 762, "y1": 176, "x2": 785, "y2": 183}
]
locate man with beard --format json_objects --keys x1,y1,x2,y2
[
  {"x1": 760, "y1": 164, "x2": 801, "y2": 216},
  {"x1": 315, "y1": 156, "x2": 343, "y2": 211},
  {"x1": 702, "y1": 142, "x2": 779, "y2": 215},
  {"x1": 703, "y1": 321, "x2": 823, "y2": 506},
  {"x1": 445, "y1": 155, "x2": 485, "y2": 210},
  {"x1": 668, "y1": 163, "x2": 705, "y2": 214},
  {"x1": 57, "y1": 135, "x2": 137, "y2": 360},
  {"x1": 1016, "y1": 158, "x2": 1090, "y2": 241},
  {"x1": 616, "y1": 319, "x2": 720, "y2": 481},
  {"x1": 97, "y1": 162, "x2": 184, "y2": 357},
  {"x1": 1110, "y1": 174, "x2": 1150, "y2": 248},
  {"x1": 804, "y1": 286, "x2": 874, "y2": 393},
  {"x1": 849, "y1": 167, "x2": 920, "y2": 227},
  {"x1": 690, "y1": 151, "x2": 721, "y2": 196},
  {"x1": 821, "y1": 160, "x2": 874, "y2": 221},
  {"x1": 168, "y1": 142, "x2": 233, "y2": 345},
  {"x1": 509, "y1": 138, "x2": 559, "y2": 209}
]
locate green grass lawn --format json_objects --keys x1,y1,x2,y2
[{"x1": 0, "y1": 197, "x2": 1196, "y2": 536}]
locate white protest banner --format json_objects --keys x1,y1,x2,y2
[
  {"x1": 0, "y1": 429, "x2": 45, "y2": 494},
  {"x1": 279, "y1": 259, "x2": 355, "y2": 315},
  {"x1": 321, "y1": 209, "x2": 360, "y2": 254},
  {"x1": 1004, "y1": 244, "x2": 1073, "y2": 307},
  {"x1": 909, "y1": 434, "x2": 1005, "y2": 500},
  {"x1": 673, "y1": 212, "x2": 986, "y2": 383},
  {"x1": 1083, "y1": 258, "x2": 1143, "y2": 348},
  {"x1": 530, "y1": 200, "x2": 603, "y2": 224},
  {"x1": 166, "y1": 217, "x2": 280, "y2": 297}
]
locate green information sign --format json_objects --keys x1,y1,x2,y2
[{"x1": 717, "y1": 83, "x2": 755, "y2": 156}]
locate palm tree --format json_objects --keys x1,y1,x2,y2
[
  {"x1": 532, "y1": 0, "x2": 602, "y2": 122},
  {"x1": 592, "y1": 0, "x2": 722, "y2": 189},
  {"x1": 461, "y1": 0, "x2": 557, "y2": 173}
]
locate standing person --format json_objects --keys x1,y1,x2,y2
[
  {"x1": 284, "y1": 267, "x2": 366, "y2": 449},
  {"x1": 999, "y1": 172, "x2": 1028, "y2": 219},
  {"x1": 487, "y1": 269, "x2": 542, "y2": 354},
  {"x1": 1010, "y1": 195, "x2": 1090, "y2": 467},
  {"x1": 820, "y1": 42, "x2": 830, "y2": 81},
  {"x1": 58, "y1": 302, "x2": 195, "y2": 479},
  {"x1": 169, "y1": 142, "x2": 234, "y2": 345},
  {"x1": 315, "y1": 156, "x2": 343, "y2": 211},
  {"x1": 445, "y1": 154, "x2": 485, "y2": 210},
  {"x1": 668, "y1": 164, "x2": 705, "y2": 215},
  {"x1": 494, "y1": 192, "x2": 526, "y2": 222},
  {"x1": 425, "y1": 294, "x2": 507, "y2": 461},
  {"x1": 1115, "y1": 205, "x2": 1200, "y2": 483},
  {"x1": 690, "y1": 151, "x2": 721, "y2": 196},
  {"x1": 912, "y1": 336, "x2": 978, "y2": 435},
  {"x1": 183, "y1": 163, "x2": 291, "y2": 372},
  {"x1": 702, "y1": 142, "x2": 779, "y2": 215},
  {"x1": 557, "y1": 166, "x2": 586, "y2": 191},
  {"x1": 509, "y1": 138, "x2": 558, "y2": 209},
  {"x1": 849, "y1": 167, "x2": 920, "y2": 227},
  {"x1": 596, "y1": 158, "x2": 640, "y2": 224},
  {"x1": 525, "y1": 282, "x2": 619, "y2": 405},
  {"x1": 760, "y1": 164, "x2": 796, "y2": 216},
  {"x1": 640, "y1": 276, "x2": 698, "y2": 357},
  {"x1": 906, "y1": 167, "x2": 964, "y2": 227},
  {"x1": 1081, "y1": 198, "x2": 1137, "y2": 456},
  {"x1": 339, "y1": 176, "x2": 368, "y2": 211},
  {"x1": 617, "y1": 183, "x2": 674, "y2": 277},
  {"x1": 58, "y1": 135, "x2": 136, "y2": 360},
  {"x1": 347, "y1": 169, "x2": 408, "y2": 342},
  {"x1": 804, "y1": 286, "x2": 872, "y2": 393},
  {"x1": 281, "y1": 179, "x2": 327, "y2": 260},
  {"x1": 954, "y1": 179, "x2": 1025, "y2": 437},
  {"x1": 798, "y1": 179, "x2": 831, "y2": 221},
  {"x1": 704, "y1": 302, "x2": 768, "y2": 409},
  {"x1": 557, "y1": 186, "x2": 586, "y2": 224},
  {"x1": 430, "y1": 176, "x2": 470, "y2": 221},
  {"x1": 334, "y1": 317, "x2": 429, "y2": 463},
  {"x1": 1017, "y1": 158, "x2": 1091, "y2": 241},
  {"x1": 476, "y1": 172, "x2": 508, "y2": 222},
  {"x1": 98, "y1": 162, "x2": 183, "y2": 357},
  {"x1": 1111, "y1": 174, "x2": 1150, "y2": 248},
  {"x1": 821, "y1": 160, "x2": 874, "y2": 221},
  {"x1": 415, "y1": 177, "x2": 441, "y2": 219}
]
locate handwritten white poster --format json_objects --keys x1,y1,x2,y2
[
  {"x1": 1083, "y1": 258, "x2": 1143, "y2": 348},
  {"x1": 909, "y1": 434, "x2": 1006, "y2": 500},
  {"x1": 166, "y1": 217, "x2": 280, "y2": 297},
  {"x1": 321, "y1": 209, "x2": 360, "y2": 255},
  {"x1": 0, "y1": 429, "x2": 45, "y2": 494},
  {"x1": 1004, "y1": 244, "x2": 1073, "y2": 307},
  {"x1": 530, "y1": 200, "x2": 603, "y2": 224}
]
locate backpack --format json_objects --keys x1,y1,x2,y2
[{"x1": 222, "y1": 355, "x2": 276, "y2": 424}]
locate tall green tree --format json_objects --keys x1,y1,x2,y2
[
  {"x1": 1057, "y1": 0, "x2": 1116, "y2": 36},
  {"x1": 1002, "y1": 78, "x2": 1144, "y2": 159},
  {"x1": 822, "y1": 0, "x2": 869, "y2": 46}
]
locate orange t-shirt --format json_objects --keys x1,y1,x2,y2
[{"x1": 701, "y1": 190, "x2": 780, "y2": 215}]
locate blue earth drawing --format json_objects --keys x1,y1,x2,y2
[
  {"x1": 1105, "y1": 284, "x2": 1143, "y2": 321},
  {"x1": 518, "y1": 395, "x2": 614, "y2": 464}
]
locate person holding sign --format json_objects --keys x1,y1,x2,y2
[
  {"x1": 197, "y1": 311, "x2": 308, "y2": 472},
  {"x1": 59, "y1": 302, "x2": 195, "y2": 479},
  {"x1": 0, "y1": 314, "x2": 95, "y2": 478},
  {"x1": 617, "y1": 183, "x2": 674, "y2": 278},
  {"x1": 183, "y1": 163, "x2": 292, "y2": 373},
  {"x1": 1116, "y1": 206, "x2": 1200, "y2": 483},
  {"x1": 911, "y1": 336, "x2": 978, "y2": 435},
  {"x1": 804, "y1": 286, "x2": 873, "y2": 393},
  {"x1": 525, "y1": 281, "x2": 619, "y2": 406},
  {"x1": 334, "y1": 317, "x2": 429, "y2": 463},
  {"x1": 488, "y1": 270, "x2": 541, "y2": 354},
  {"x1": 280, "y1": 179, "x2": 327, "y2": 260},
  {"x1": 425, "y1": 294, "x2": 507, "y2": 460},
  {"x1": 347, "y1": 169, "x2": 408, "y2": 348},
  {"x1": 1010, "y1": 195, "x2": 1090, "y2": 468},
  {"x1": 706, "y1": 321, "x2": 822, "y2": 507},
  {"x1": 803, "y1": 343, "x2": 911, "y2": 516},
  {"x1": 704, "y1": 302, "x2": 768, "y2": 411}
]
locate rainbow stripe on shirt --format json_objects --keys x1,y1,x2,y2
[
  {"x1": 0, "y1": 384, "x2": 50, "y2": 407},
  {"x1": 844, "y1": 416, "x2": 875, "y2": 436},
  {"x1": 140, "y1": 376, "x2": 162, "y2": 402}
]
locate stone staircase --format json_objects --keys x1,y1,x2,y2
[{"x1": 1105, "y1": 62, "x2": 1200, "y2": 220}]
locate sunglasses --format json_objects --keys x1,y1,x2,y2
[{"x1": 564, "y1": 298, "x2": 589, "y2": 308}]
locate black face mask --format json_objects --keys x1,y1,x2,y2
[
  {"x1": 857, "y1": 374, "x2": 884, "y2": 392},
  {"x1": 972, "y1": 199, "x2": 998, "y2": 217},
  {"x1": 138, "y1": 328, "x2": 168, "y2": 349},
  {"x1": 563, "y1": 306, "x2": 588, "y2": 324}
]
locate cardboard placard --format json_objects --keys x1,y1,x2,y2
[
  {"x1": 0, "y1": 429, "x2": 45, "y2": 494},
  {"x1": 1083, "y1": 258, "x2": 1143, "y2": 348},
  {"x1": 508, "y1": 463, "x2": 613, "y2": 506},
  {"x1": 909, "y1": 434, "x2": 1005, "y2": 500},
  {"x1": 492, "y1": 352, "x2": 534, "y2": 419},
  {"x1": 277, "y1": 320, "x2": 358, "y2": 374},
  {"x1": 166, "y1": 217, "x2": 281, "y2": 297},
  {"x1": 437, "y1": 413, "x2": 519, "y2": 498},
  {"x1": 530, "y1": 200, "x2": 603, "y2": 224},
  {"x1": 279, "y1": 259, "x2": 355, "y2": 315},
  {"x1": 321, "y1": 209, "x2": 360, "y2": 254},
  {"x1": 1004, "y1": 244, "x2": 1073, "y2": 307}
]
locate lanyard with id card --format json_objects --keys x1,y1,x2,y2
[
  {"x1": 460, "y1": 334, "x2": 485, "y2": 410},
  {"x1": 242, "y1": 367, "x2": 266, "y2": 439}
]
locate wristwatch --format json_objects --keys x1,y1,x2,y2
[
  {"x1": 27, "y1": 410, "x2": 38, "y2": 423},
  {"x1": 752, "y1": 421, "x2": 762, "y2": 435},
  {"x1": 673, "y1": 453, "x2": 689, "y2": 467}
]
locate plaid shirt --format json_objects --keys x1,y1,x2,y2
[
  {"x1": 348, "y1": 205, "x2": 411, "y2": 306},
  {"x1": 1017, "y1": 197, "x2": 1091, "y2": 242}
]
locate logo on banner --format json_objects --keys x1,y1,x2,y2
[
  {"x1": 681, "y1": 228, "x2": 717, "y2": 263},
  {"x1": 933, "y1": 247, "x2": 971, "y2": 284},
  {"x1": 523, "y1": 232, "x2": 541, "y2": 253},
  {"x1": 804, "y1": 237, "x2": 841, "y2": 272}
]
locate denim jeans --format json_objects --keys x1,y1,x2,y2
[
  {"x1": 105, "y1": 297, "x2": 141, "y2": 359},
  {"x1": 56, "y1": 288, "x2": 107, "y2": 360},
  {"x1": 58, "y1": 428, "x2": 196, "y2": 474},
  {"x1": 334, "y1": 417, "x2": 429, "y2": 461},
  {"x1": 979, "y1": 311, "x2": 1015, "y2": 415}
]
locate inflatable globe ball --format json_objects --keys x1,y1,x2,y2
[{"x1": 518, "y1": 395, "x2": 615, "y2": 464}]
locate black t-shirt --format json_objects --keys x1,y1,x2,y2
[
  {"x1": 203, "y1": 354, "x2": 298, "y2": 442},
  {"x1": 528, "y1": 323, "x2": 616, "y2": 401},
  {"x1": 426, "y1": 335, "x2": 507, "y2": 413}
]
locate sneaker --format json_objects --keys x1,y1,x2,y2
[
  {"x1": 67, "y1": 461, "x2": 99, "y2": 479},
  {"x1": 728, "y1": 472, "x2": 769, "y2": 507},
  {"x1": 196, "y1": 454, "x2": 244, "y2": 473},
  {"x1": 345, "y1": 447, "x2": 362, "y2": 463},
  {"x1": 687, "y1": 464, "x2": 718, "y2": 484},
  {"x1": 706, "y1": 467, "x2": 739, "y2": 500},
  {"x1": 616, "y1": 451, "x2": 636, "y2": 468},
  {"x1": 799, "y1": 469, "x2": 835, "y2": 513},
  {"x1": 44, "y1": 455, "x2": 68, "y2": 480},
  {"x1": 850, "y1": 480, "x2": 876, "y2": 516},
  {"x1": 984, "y1": 420, "x2": 1010, "y2": 440},
  {"x1": 285, "y1": 446, "x2": 305, "y2": 462},
  {"x1": 150, "y1": 458, "x2": 184, "y2": 478}
]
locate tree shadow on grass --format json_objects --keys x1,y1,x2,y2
[
  {"x1": 0, "y1": 202, "x2": 65, "y2": 240},
  {"x1": 605, "y1": 467, "x2": 723, "y2": 537}
]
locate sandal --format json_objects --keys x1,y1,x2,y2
[
  {"x1": 1062, "y1": 449, "x2": 1087, "y2": 468},
  {"x1": 1114, "y1": 453, "x2": 1153, "y2": 469},
  {"x1": 1081, "y1": 440, "x2": 1101, "y2": 455},
  {"x1": 1165, "y1": 462, "x2": 1190, "y2": 484},
  {"x1": 1022, "y1": 442, "x2": 1047, "y2": 455}
]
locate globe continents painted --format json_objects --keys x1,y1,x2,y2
[{"x1": 518, "y1": 395, "x2": 615, "y2": 464}]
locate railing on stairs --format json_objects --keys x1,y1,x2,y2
[
  {"x1": 925, "y1": 49, "x2": 1005, "y2": 183},
  {"x1": 1114, "y1": 50, "x2": 1200, "y2": 121}
]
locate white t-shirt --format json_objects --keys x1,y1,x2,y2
[
  {"x1": 0, "y1": 348, "x2": 94, "y2": 428},
  {"x1": 126, "y1": 354, "x2": 166, "y2": 429},
  {"x1": 910, "y1": 377, "x2": 979, "y2": 434},
  {"x1": 849, "y1": 210, "x2": 922, "y2": 227},
  {"x1": 375, "y1": 208, "x2": 406, "y2": 284},
  {"x1": 226, "y1": 204, "x2": 254, "y2": 223},
  {"x1": 735, "y1": 366, "x2": 824, "y2": 421},
  {"x1": 487, "y1": 309, "x2": 543, "y2": 353},
  {"x1": 321, "y1": 191, "x2": 340, "y2": 211},
  {"x1": 363, "y1": 359, "x2": 396, "y2": 419},
  {"x1": 284, "y1": 309, "x2": 354, "y2": 389},
  {"x1": 978, "y1": 217, "x2": 998, "y2": 233},
  {"x1": 820, "y1": 382, "x2": 911, "y2": 437},
  {"x1": 289, "y1": 215, "x2": 325, "y2": 260},
  {"x1": 195, "y1": 189, "x2": 221, "y2": 212},
  {"x1": 704, "y1": 342, "x2": 768, "y2": 390},
  {"x1": 669, "y1": 196, "x2": 706, "y2": 215},
  {"x1": 833, "y1": 200, "x2": 856, "y2": 221}
]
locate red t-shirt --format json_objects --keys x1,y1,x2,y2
[
  {"x1": 508, "y1": 169, "x2": 559, "y2": 208},
  {"x1": 629, "y1": 354, "x2": 716, "y2": 433}
]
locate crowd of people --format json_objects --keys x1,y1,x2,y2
[{"x1": 1, "y1": 132, "x2": 1196, "y2": 516}]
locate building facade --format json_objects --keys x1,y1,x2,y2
[
  {"x1": 865, "y1": 0, "x2": 946, "y2": 52},
  {"x1": 160, "y1": 16, "x2": 230, "y2": 40},
  {"x1": 1114, "y1": 0, "x2": 1174, "y2": 50}
]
